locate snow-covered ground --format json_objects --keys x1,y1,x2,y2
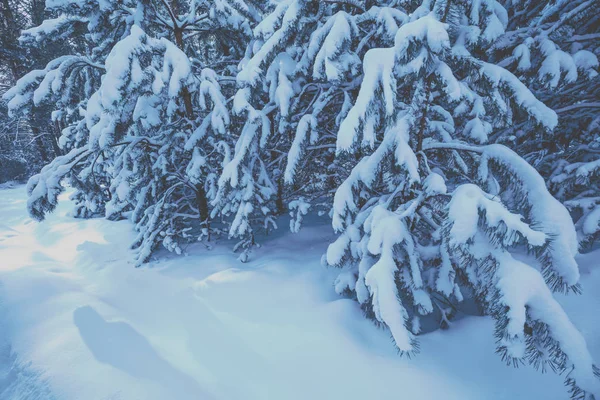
[{"x1": 0, "y1": 184, "x2": 598, "y2": 400}]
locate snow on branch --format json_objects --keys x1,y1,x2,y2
[{"x1": 426, "y1": 142, "x2": 580, "y2": 292}]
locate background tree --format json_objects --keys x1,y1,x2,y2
[
  {"x1": 3, "y1": 0, "x2": 258, "y2": 263},
  {"x1": 491, "y1": 0, "x2": 600, "y2": 248},
  {"x1": 0, "y1": 0, "x2": 66, "y2": 182}
]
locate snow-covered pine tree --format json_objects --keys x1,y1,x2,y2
[
  {"x1": 3, "y1": 0, "x2": 253, "y2": 264},
  {"x1": 491, "y1": 0, "x2": 600, "y2": 248},
  {"x1": 211, "y1": 1, "x2": 300, "y2": 261},
  {"x1": 2, "y1": 0, "x2": 109, "y2": 217},
  {"x1": 0, "y1": 0, "x2": 67, "y2": 179},
  {"x1": 216, "y1": 1, "x2": 415, "y2": 259},
  {"x1": 238, "y1": 0, "x2": 600, "y2": 396}
]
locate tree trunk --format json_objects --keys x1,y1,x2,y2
[
  {"x1": 170, "y1": 1, "x2": 194, "y2": 120},
  {"x1": 31, "y1": 126, "x2": 49, "y2": 163},
  {"x1": 195, "y1": 182, "x2": 209, "y2": 228},
  {"x1": 276, "y1": 177, "x2": 285, "y2": 215},
  {"x1": 50, "y1": 121, "x2": 63, "y2": 157}
]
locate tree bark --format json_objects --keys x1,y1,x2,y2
[
  {"x1": 31, "y1": 126, "x2": 49, "y2": 162},
  {"x1": 195, "y1": 183, "x2": 209, "y2": 227}
]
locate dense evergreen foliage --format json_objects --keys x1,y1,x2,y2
[{"x1": 2, "y1": 0, "x2": 599, "y2": 397}]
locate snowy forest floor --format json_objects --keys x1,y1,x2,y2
[{"x1": 0, "y1": 184, "x2": 599, "y2": 400}]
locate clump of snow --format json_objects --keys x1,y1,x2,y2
[
  {"x1": 448, "y1": 184, "x2": 546, "y2": 247},
  {"x1": 495, "y1": 253, "x2": 600, "y2": 395}
]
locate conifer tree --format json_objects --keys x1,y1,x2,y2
[
  {"x1": 491, "y1": 0, "x2": 600, "y2": 248},
  {"x1": 4, "y1": 0, "x2": 255, "y2": 264},
  {"x1": 234, "y1": 0, "x2": 600, "y2": 396},
  {"x1": 0, "y1": 0, "x2": 66, "y2": 180},
  {"x1": 215, "y1": 1, "x2": 413, "y2": 258}
]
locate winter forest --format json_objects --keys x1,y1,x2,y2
[{"x1": 0, "y1": 0, "x2": 599, "y2": 399}]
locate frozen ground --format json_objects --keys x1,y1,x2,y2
[{"x1": 0, "y1": 183, "x2": 599, "y2": 400}]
